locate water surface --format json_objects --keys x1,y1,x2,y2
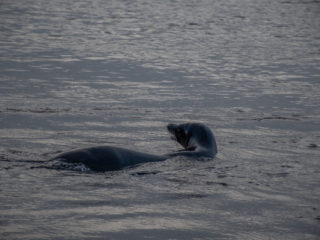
[{"x1": 1, "y1": 0, "x2": 320, "y2": 239}]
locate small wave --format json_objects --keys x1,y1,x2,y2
[
  {"x1": 5, "y1": 107, "x2": 71, "y2": 114},
  {"x1": 49, "y1": 161, "x2": 92, "y2": 172}
]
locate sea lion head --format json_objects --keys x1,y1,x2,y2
[{"x1": 167, "y1": 123, "x2": 217, "y2": 155}]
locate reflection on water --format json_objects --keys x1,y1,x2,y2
[{"x1": 0, "y1": 0, "x2": 320, "y2": 239}]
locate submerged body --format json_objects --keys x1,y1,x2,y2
[
  {"x1": 54, "y1": 146, "x2": 166, "y2": 172},
  {"x1": 52, "y1": 123, "x2": 217, "y2": 171}
]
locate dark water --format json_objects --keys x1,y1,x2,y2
[{"x1": 1, "y1": 0, "x2": 320, "y2": 239}]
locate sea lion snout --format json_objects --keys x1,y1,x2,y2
[
  {"x1": 167, "y1": 124, "x2": 177, "y2": 141},
  {"x1": 167, "y1": 123, "x2": 189, "y2": 149}
]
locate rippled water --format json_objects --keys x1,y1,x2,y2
[{"x1": 1, "y1": 0, "x2": 320, "y2": 239}]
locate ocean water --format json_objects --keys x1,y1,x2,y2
[{"x1": 0, "y1": 0, "x2": 320, "y2": 239}]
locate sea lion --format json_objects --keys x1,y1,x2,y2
[{"x1": 51, "y1": 122, "x2": 217, "y2": 172}]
